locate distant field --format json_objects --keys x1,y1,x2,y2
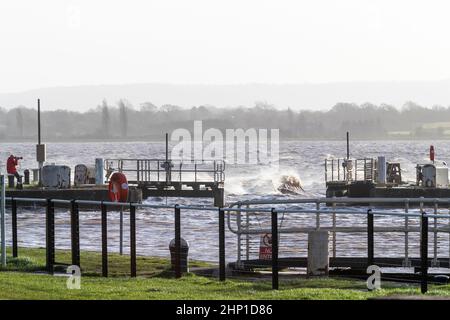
[
  {"x1": 0, "y1": 247, "x2": 449, "y2": 300},
  {"x1": 422, "y1": 122, "x2": 450, "y2": 129}
]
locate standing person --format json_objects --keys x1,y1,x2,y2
[{"x1": 7, "y1": 154, "x2": 23, "y2": 188}]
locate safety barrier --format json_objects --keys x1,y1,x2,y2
[
  {"x1": 104, "y1": 158, "x2": 225, "y2": 184},
  {"x1": 1, "y1": 196, "x2": 450, "y2": 293},
  {"x1": 228, "y1": 197, "x2": 450, "y2": 271}
]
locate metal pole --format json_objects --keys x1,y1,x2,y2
[
  {"x1": 130, "y1": 203, "x2": 136, "y2": 277},
  {"x1": 404, "y1": 201, "x2": 410, "y2": 267},
  {"x1": 433, "y1": 202, "x2": 438, "y2": 267},
  {"x1": 70, "y1": 200, "x2": 80, "y2": 267},
  {"x1": 271, "y1": 208, "x2": 279, "y2": 290},
  {"x1": 245, "y1": 204, "x2": 250, "y2": 261},
  {"x1": 367, "y1": 209, "x2": 374, "y2": 267},
  {"x1": 119, "y1": 207, "x2": 123, "y2": 255},
  {"x1": 101, "y1": 203, "x2": 108, "y2": 277},
  {"x1": 219, "y1": 208, "x2": 226, "y2": 281},
  {"x1": 421, "y1": 212, "x2": 429, "y2": 294},
  {"x1": 332, "y1": 200, "x2": 336, "y2": 258},
  {"x1": 0, "y1": 175, "x2": 6, "y2": 267},
  {"x1": 12, "y1": 199, "x2": 18, "y2": 258},
  {"x1": 38, "y1": 99, "x2": 41, "y2": 145},
  {"x1": 166, "y1": 133, "x2": 169, "y2": 163},
  {"x1": 346, "y1": 131, "x2": 350, "y2": 160},
  {"x1": 315, "y1": 201, "x2": 320, "y2": 230},
  {"x1": 37, "y1": 99, "x2": 43, "y2": 187},
  {"x1": 236, "y1": 205, "x2": 242, "y2": 267},
  {"x1": 174, "y1": 205, "x2": 181, "y2": 278}
]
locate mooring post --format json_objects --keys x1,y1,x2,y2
[
  {"x1": 219, "y1": 208, "x2": 226, "y2": 281},
  {"x1": 174, "y1": 205, "x2": 181, "y2": 278},
  {"x1": 421, "y1": 212, "x2": 429, "y2": 294},
  {"x1": 45, "y1": 199, "x2": 55, "y2": 274},
  {"x1": 367, "y1": 209, "x2": 374, "y2": 267},
  {"x1": 130, "y1": 203, "x2": 136, "y2": 277},
  {"x1": 12, "y1": 198, "x2": 18, "y2": 258},
  {"x1": 70, "y1": 200, "x2": 80, "y2": 267},
  {"x1": 101, "y1": 202, "x2": 108, "y2": 277},
  {"x1": 271, "y1": 208, "x2": 279, "y2": 290}
]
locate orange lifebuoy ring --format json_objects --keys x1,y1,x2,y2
[{"x1": 108, "y1": 172, "x2": 129, "y2": 202}]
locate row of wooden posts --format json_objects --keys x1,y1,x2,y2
[
  {"x1": 7, "y1": 199, "x2": 233, "y2": 283},
  {"x1": 7, "y1": 198, "x2": 432, "y2": 292}
]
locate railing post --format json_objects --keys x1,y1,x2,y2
[
  {"x1": 236, "y1": 205, "x2": 242, "y2": 267},
  {"x1": 130, "y1": 203, "x2": 136, "y2": 277},
  {"x1": 367, "y1": 209, "x2": 374, "y2": 267},
  {"x1": 101, "y1": 202, "x2": 108, "y2": 277},
  {"x1": 332, "y1": 199, "x2": 336, "y2": 258},
  {"x1": 70, "y1": 200, "x2": 80, "y2": 267},
  {"x1": 315, "y1": 201, "x2": 320, "y2": 230},
  {"x1": 403, "y1": 200, "x2": 410, "y2": 267},
  {"x1": 46, "y1": 199, "x2": 55, "y2": 274},
  {"x1": 433, "y1": 201, "x2": 438, "y2": 267},
  {"x1": 12, "y1": 198, "x2": 18, "y2": 258},
  {"x1": 119, "y1": 206, "x2": 123, "y2": 255},
  {"x1": 271, "y1": 208, "x2": 279, "y2": 290},
  {"x1": 421, "y1": 212, "x2": 429, "y2": 294},
  {"x1": 174, "y1": 205, "x2": 181, "y2": 278},
  {"x1": 219, "y1": 208, "x2": 226, "y2": 281}
]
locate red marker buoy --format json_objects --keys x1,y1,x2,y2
[{"x1": 430, "y1": 145, "x2": 435, "y2": 162}]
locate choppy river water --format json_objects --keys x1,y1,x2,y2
[{"x1": 1, "y1": 140, "x2": 449, "y2": 263}]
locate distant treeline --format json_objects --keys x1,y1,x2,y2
[{"x1": 1, "y1": 100, "x2": 450, "y2": 141}]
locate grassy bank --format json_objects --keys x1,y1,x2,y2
[{"x1": 1, "y1": 247, "x2": 450, "y2": 300}]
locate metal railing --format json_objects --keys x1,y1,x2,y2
[
  {"x1": 228, "y1": 197, "x2": 450, "y2": 275},
  {"x1": 325, "y1": 158, "x2": 376, "y2": 182},
  {"x1": 1, "y1": 195, "x2": 450, "y2": 293},
  {"x1": 104, "y1": 158, "x2": 225, "y2": 184}
]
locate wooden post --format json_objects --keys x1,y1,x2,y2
[
  {"x1": 174, "y1": 205, "x2": 181, "y2": 278},
  {"x1": 130, "y1": 203, "x2": 136, "y2": 277},
  {"x1": 11, "y1": 199, "x2": 18, "y2": 258},
  {"x1": 46, "y1": 199, "x2": 55, "y2": 274},
  {"x1": 271, "y1": 208, "x2": 279, "y2": 290},
  {"x1": 101, "y1": 203, "x2": 108, "y2": 277},
  {"x1": 219, "y1": 208, "x2": 225, "y2": 281},
  {"x1": 421, "y1": 212, "x2": 428, "y2": 294},
  {"x1": 70, "y1": 200, "x2": 80, "y2": 267},
  {"x1": 367, "y1": 209, "x2": 374, "y2": 267}
]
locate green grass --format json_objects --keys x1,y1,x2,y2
[{"x1": 1, "y1": 247, "x2": 450, "y2": 300}]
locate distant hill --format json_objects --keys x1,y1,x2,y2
[{"x1": 1, "y1": 81, "x2": 450, "y2": 111}]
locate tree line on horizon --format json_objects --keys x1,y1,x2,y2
[{"x1": 1, "y1": 100, "x2": 450, "y2": 141}]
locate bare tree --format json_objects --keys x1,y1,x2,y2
[
  {"x1": 16, "y1": 108, "x2": 24, "y2": 137},
  {"x1": 101, "y1": 99, "x2": 110, "y2": 137},
  {"x1": 118, "y1": 99, "x2": 129, "y2": 138}
]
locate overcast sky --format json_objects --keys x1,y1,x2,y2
[{"x1": 1, "y1": 0, "x2": 450, "y2": 94}]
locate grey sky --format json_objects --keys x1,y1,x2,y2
[{"x1": 1, "y1": 1, "x2": 450, "y2": 95}]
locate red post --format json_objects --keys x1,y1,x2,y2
[{"x1": 430, "y1": 145, "x2": 435, "y2": 163}]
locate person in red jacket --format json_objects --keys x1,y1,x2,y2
[{"x1": 7, "y1": 154, "x2": 23, "y2": 187}]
